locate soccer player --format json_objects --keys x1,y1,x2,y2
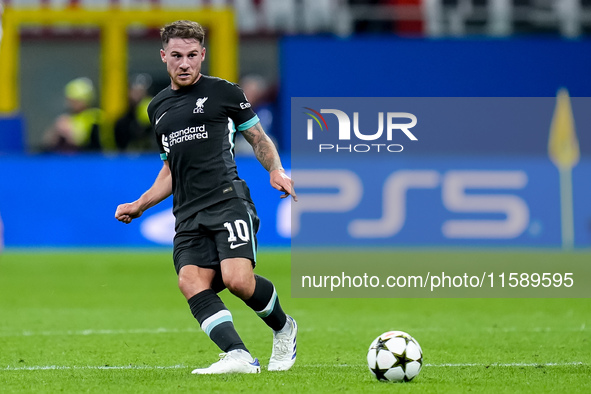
[{"x1": 115, "y1": 20, "x2": 298, "y2": 374}]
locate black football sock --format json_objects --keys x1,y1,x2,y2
[
  {"x1": 244, "y1": 275, "x2": 287, "y2": 331},
  {"x1": 188, "y1": 289, "x2": 248, "y2": 353}
]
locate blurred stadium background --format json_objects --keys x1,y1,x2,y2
[
  {"x1": 0, "y1": 0, "x2": 590, "y2": 250},
  {"x1": 2, "y1": 5, "x2": 590, "y2": 391}
]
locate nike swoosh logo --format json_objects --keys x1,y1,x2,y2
[
  {"x1": 230, "y1": 242, "x2": 247, "y2": 249},
  {"x1": 155, "y1": 111, "x2": 168, "y2": 125}
]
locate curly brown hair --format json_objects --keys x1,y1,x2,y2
[{"x1": 160, "y1": 20, "x2": 205, "y2": 47}]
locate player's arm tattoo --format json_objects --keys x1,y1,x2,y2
[{"x1": 242, "y1": 122, "x2": 284, "y2": 172}]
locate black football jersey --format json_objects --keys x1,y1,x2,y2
[{"x1": 147, "y1": 75, "x2": 259, "y2": 224}]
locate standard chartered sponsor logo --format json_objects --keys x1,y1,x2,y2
[
  {"x1": 168, "y1": 125, "x2": 208, "y2": 146},
  {"x1": 161, "y1": 134, "x2": 170, "y2": 153}
]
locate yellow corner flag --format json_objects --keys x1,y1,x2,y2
[
  {"x1": 548, "y1": 88, "x2": 579, "y2": 250},
  {"x1": 548, "y1": 88, "x2": 580, "y2": 169}
]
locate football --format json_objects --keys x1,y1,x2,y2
[{"x1": 367, "y1": 330, "x2": 423, "y2": 382}]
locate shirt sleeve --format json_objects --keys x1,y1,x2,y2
[
  {"x1": 156, "y1": 131, "x2": 167, "y2": 161},
  {"x1": 148, "y1": 97, "x2": 168, "y2": 160},
  {"x1": 225, "y1": 82, "x2": 259, "y2": 131}
]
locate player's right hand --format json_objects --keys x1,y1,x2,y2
[{"x1": 115, "y1": 202, "x2": 143, "y2": 224}]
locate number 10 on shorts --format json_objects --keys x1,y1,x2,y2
[{"x1": 224, "y1": 220, "x2": 250, "y2": 243}]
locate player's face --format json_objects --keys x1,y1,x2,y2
[{"x1": 160, "y1": 38, "x2": 206, "y2": 89}]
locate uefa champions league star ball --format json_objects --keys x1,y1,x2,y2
[{"x1": 367, "y1": 330, "x2": 423, "y2": 382}]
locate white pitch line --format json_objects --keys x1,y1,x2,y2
[
  {"x1": 424, "y1": 362, "x2": 585, "y2": 367},
  {"x1": 299, "y1": 326, "x2": 587, "y2": 334},
  {"x1": 0, "y1": 327, "x2": 199, "y2": 338},
  {"x1": 2, "y1": 362, "x2": 585, "y2": 372},
  {"x1": 2, "y1": 365, "x2": 188, "y2": 371},
  {"x1": 1, "y1": 325, "x2": 586, "y2": 338},
  {"x1": 306, "y1": 362, "x2": 586, "y2": 368}
]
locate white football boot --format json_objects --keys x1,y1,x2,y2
[
  {"x1": 191, "y1": 349, "x2": 261, "y2": 374},
  {"x1": 268, "y1": 315, "x2": 298, "y2": 371}
]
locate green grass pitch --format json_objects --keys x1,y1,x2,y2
[{"x1": 0, "y1": 250, "x2": 589, "y2": 393}]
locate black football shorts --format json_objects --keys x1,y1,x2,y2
[{"x1": 172, "y1": 198, "x2": 260, "y2": 275}]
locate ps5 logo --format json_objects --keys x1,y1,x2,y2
[
  {"x1": 304, "y1": 108, "x2": 418, "y2": 153},
  {"x1": 285, "y1": 169, "x2": 530, "y2": 239}
]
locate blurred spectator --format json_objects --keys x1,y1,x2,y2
[
  {"x1": 260, "y1": 0, "x2": 297, "y2": 33},
  {"x1": 235, "y1": 74, "x2": 281, "y2": 154},
  {"x1": 114, "y1": 74, "x2": 155, "y2": 152},
  {"x1": 348, "y1": 0, "x2": 395, "y2": 33},
  {"x1": 42, "y1": 77, "x2": 105, "y2": 153}
]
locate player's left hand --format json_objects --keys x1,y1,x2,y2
[{"x1": 270, "y1": 169, "x2": 297, "y2": 202}]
